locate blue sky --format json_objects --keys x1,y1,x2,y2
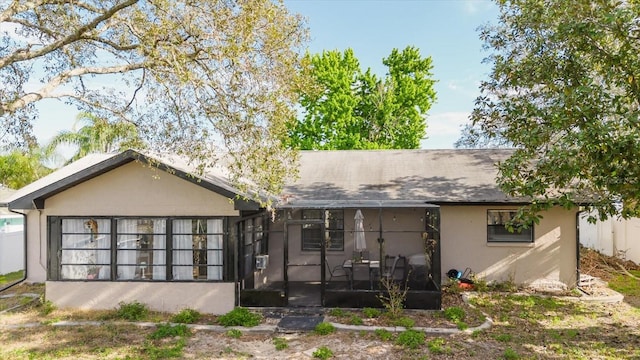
[{"x1": 33, "y1": 0, "x2": 499, "y2": 150}]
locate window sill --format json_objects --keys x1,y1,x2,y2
[{"x1": 486, "y1": 242, "x2": 535, "y2": 248}]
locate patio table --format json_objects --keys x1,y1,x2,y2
[{"x1": 342, "y1": 259, "x2": 380, "y2": 289}]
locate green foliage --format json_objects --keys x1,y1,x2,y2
[
  {"x1": 288, "y1": 46, "x2": 436, "y2": 150},
  {"x1": 427, "y1": 338, "x2": 449, "y2": 354},
  {"x1": 495, "y1": 333, "x2": 512, "y2": 343},
  {"x1": 115, "y1": 301, "x2": 149, "y2": 321},
  {"x1": 349, "y1": 314, "x2": 363, "y2": 325},
  {"x1": 503, "y1": 347, "x2": 520, "y2": 360},
  {"x1": 0, "y1": 270, "x2": 24, "y2": 285},
  {"x1": 171, "y1": 308, "x2": 201, "y2": 324},
  {"x1": 314, "y1": 322, "x2": 336, "y2": 335},
  {"x1": 142, "y1": 338, "x2": 185, "y2": 359},
  {"x1": 395, "y1": 329, "x2": 425, "y2": 349},
  {"x1": 0, "y1": 149, "x2": 51, "y2": 189},
  {"x1": 443, "y1": 306, "x2": 466, "y2": 323},
  {"x1": 392, "y1": 316, "x2": 415, "y2": 329},
  {"x1": 374, "y1": 328, "x2": 394, "y2": 341},
  {"x1": 362, "y1": 307, "x2": 382, "y2": 318},
  {"x1": 466, "y1": 0, "x2": 640, "y2": 222},
  {"x1": 44, "y1": 112, "x2": 143, "y2": 165},
  {"x1": 312, "y1": 346, "x2": 334, "y2": 359},
  {"x1": 217, "y1": 307, "x2": 261, "y2": 327},
  {"x1": 273, "y1": 337, "x2": 289, "y2": 351},
  {"x1": 378, "y1": 277, "x2": 408, "y2": 319},
  {"x1": 609, "y1": 270, "x2": 640, "y2": 298},
  {"x1": 0, "y1": 1, "x2": 308, "y2": 207},
  {"x1": 225, "y1": 329, "x2": 242, "y2": 339},
  {"x1": 39, "y1": 299, "x2": 56, "y2": 316},
  {"x1": 149, "y1": 324, "x2": 191, "y2": 340},
  {"x1": 328, "y1": 308, "x2": 347, "y2": 317}
]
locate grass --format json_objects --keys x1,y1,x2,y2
[{"x1": 0, "y1": 270, "x2": 25, "y2": 285}]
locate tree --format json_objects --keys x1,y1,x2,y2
[
  {"x1": 0, "y1": 148, "x2": 51, "y2": 189},
  {"x1": 0, "y1": 0, "x2": 307, "y2": 201},
  {"x1": 287, "y1": 46, "x2": 436, "y2": 150},
  {"x1": 470, "y1": 0, "x2": 640, "y2": 224},
  {"x1": 44, "y1": 112, "x2": 143, "y2": 164}
]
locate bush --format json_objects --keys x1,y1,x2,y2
[
  {"x1": 349, "y1": 314, "x2": 363, "y2": 325},
  {"x1": 328, "y1": 308, "x2": 347, "y2": 317},
  {"x1": 116, "y1": 301, "x2": 149, "y2": 321},
  {"x1": 396, "y1": 329, "x2": 425, "y2": 349},
  {"x1": 443, "y1": 306, "x2": 466, "y2": 323},
  {"x1": 171, "y1": 308, "x2": 201, "y2": 324},
  {"x1": 217, "y1": 307, "x2": 261, "y2": 327},
  {"x1": 392, "y1": 316, "x2": 415, "y2": 328},
  {"x1": 374, "y1": 328, "x2": 393, "y2": 341},
  {"x1": 149, "y1": 323, "x2": 191, "y2": 339},
  {"x1": 314, "y1": 322, "x2": 336, "y2": 335},
  {"x1": 362, "y1": 307, "x2": 382, "y2": 318},
  {"x1": 273, "y1": 337, "x2": 288, "y2": 351},
  {"x1": 226, "y1": 329, "x2": 242, "y2": 338},
  {"x1": 312, "y1": 346, "x2": 333, "y2": 359}
]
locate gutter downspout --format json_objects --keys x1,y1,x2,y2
[{"x1": 0, "y1": 208, "x2": 27, "y2": 292}]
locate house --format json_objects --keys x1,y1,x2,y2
[
  {"x1": 1, "y1": 149, "x2": 580, "y2": 314},
  {"x1": 0, "y1": 187, "x2": 25, "y2": 276}
]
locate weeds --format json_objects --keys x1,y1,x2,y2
[
  {"x1": 314, "y1": 322, "x2": 336, "y2": 335},
  {"x1": 273, "y1": 337, "x2": 288, "y2": 350},
  {"x1": 115, "y1": 301, "x2": 149, "y2": 321},
  {"x1": 225, "y1": 329, "x2": 242, "y2": 338},
  {"x1": 171, "y1": 308, "x2": 201, "y2": 324},
  {"x1": 149, "y1": 323, "x2": 190, "y2": 339},
  {"x1": 427, "y1": 337, "x2": 449, "y2": 354},
  {"x1": 396, "y1": 329, "x2": 425, "y2": 349},
  {"x1": 362, "y1": 307, "x2": 381, "y2": 318},
  {"x1": 217, "y1": 307, "x2": 261, "y2": 327},
  {"x1": 374, "y1": 328, "x2": 393, "y2": 341},
  {"x1": 312, "y1": 346, "x2": 333, "y2": 359}
]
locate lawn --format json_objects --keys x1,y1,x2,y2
[{"x1": 1, "y1": 250, "x2": 639, "y2": 359}]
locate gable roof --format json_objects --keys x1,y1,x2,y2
[
  {"x1": 1, "y1": 149, "x2": 259, "y2": 211},
  {"x1": 280, "y1": 149, "x2": 520, "y2": 208}
]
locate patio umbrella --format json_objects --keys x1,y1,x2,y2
[{"x1": 354, "y1": 209, "x2": 367, "y2": 253}]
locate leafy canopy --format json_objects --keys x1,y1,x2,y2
[
  {"x1": 287, "y1": 46, "x2": 436, "y2": 150},
  {"x1": 0, "y1": 149, "x2": 51, "y2": 189},
  {"x1": 0, "y1": 0, "x2": 308, "y2": 202},
  {"x1": 470, "y1": 0, "x2": 640, "y2": 223}
]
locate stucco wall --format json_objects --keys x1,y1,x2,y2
[
  {"x1": 47, "y1": 281, "x2": 235, "y2": 314},
  {"x1": 22, "y1": 162, "x2": 239, "y2": 310},
  {"x1": 440, "y1": 205, "x2": 578, "y2": 286}
]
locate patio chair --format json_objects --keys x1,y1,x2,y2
[
  {"x1": 381, "y1": 255, "x2": 407, "y2": 283},
  {"x1": 325, "y1": 257, "x2": 348, "y2": 281}
]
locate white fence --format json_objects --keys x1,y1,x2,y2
[
  {"x1": 580, "y1": 214, "x2": 640, "y2": 265},
  {"x1": 0, "y1": 227, "x2": 24, "y2": 275}
]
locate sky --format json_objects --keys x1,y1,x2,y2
[{"x1": 32, "y1": 0, "x2": 499, "y2": 150}]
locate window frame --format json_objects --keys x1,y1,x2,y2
[
  {"x1": 48, "y1": 216, "x2": 228, "y2": 282},
  {"x1": 301, "y1": 209, "x2": 344, "y2": 252},
  {"x1": 486, "y1": 210, "x2": 534, "y2": 243}
]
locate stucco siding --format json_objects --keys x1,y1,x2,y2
[
  {"x1": 440, "y1": 205, "x2": 577, "y2": 286},
  {"x1": 24, "y1": 161, "x2": 239, "y2": 289},
  {"x1": 46, "y1": 281, "x2": 235, "y2": 314}
]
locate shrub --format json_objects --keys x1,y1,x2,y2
[
  {"x1": 312, "y1": 346, "x2": 333, "y2": 359},
  {"x1": 396, "y1": 329, "x2": 425, "y2": 349},
  {"x1": 217, "y1": 307, "x2": 261, "y2": 327},
  {"x1": 349, "y1": 314, "x2": 363, "y2": 325},
  {"x1": 149, "y1": 323, "x2": 191, "y2": 339},
  {"x1": 171, "y1": 308, "x2": 201, "y2": 324},
  {"x1": 328, "y1": 308, "x2": 347, "y2": 317},
  {"x1": 273, "y1": 337, "x2": 288, "y2": 350},
  {"x1": 314, "y1": 322, "x2": 336, "y2": 335},
  {"x1": 443, "y1": 306, "x2": 466, "y2": 323},
  {"x1": 393, "y1": 316, "x2": 415, "y2": 328},
  {"x1": 377, "y1": 277, "x2": 408, "y2": 319},
  {"x1": 226, "y1": 329, "x2": 242, "y2": 338},
  {"x1": 116, "y1": 301, "x2": 149, "y2": 321},
  {"x1": 362, "y1": 307, "x2": 381, "y2": 318},
  {"x1": 428, "y1": 338, "x2": 449, "y2": 354},
  {"x1": 374, "y1": 328, "x2": 393, "y2": 341}
]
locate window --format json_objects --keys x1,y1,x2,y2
[
  {"x1": 487, "y1": 210, "x2": 533, "y2": 243},
  {"x1": 301, "y1": 210, "x2": 344, "y2": 251},
  {"x1": 50, "y1": 216, "x2": 225, "y2": 281},
  {"x1": 60, "y1": 218, "x2": 111, "y2": 280},
  {"x1": 117, "y1": 218, "x2": 166, "y2": 280},
  {"x1": 172, "y1": 219, "x2": 223, "y2": 280}
]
